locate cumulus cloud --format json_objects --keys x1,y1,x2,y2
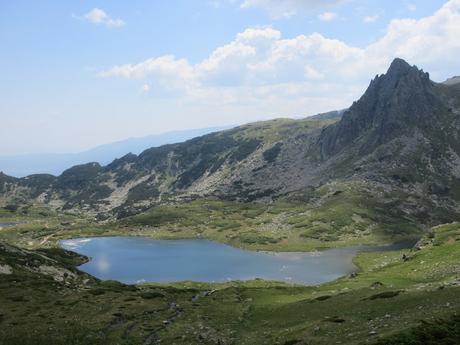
[
  {"x1": 99, "y1": 55, "x2": 192, "y2": 80},
  {"x1": 99, "y1": 55, "x2": 195, "y2": 96},
  {"x1": 366, "y1": 0, "x2": 460, "y2": 68},
  {"x1": 83, "y1": 8, "x2": 125, "y2": 28},
  {"x1": 318, "y1": 12, "x2": 337, "y2": 21},
  {"x1": 99, "y1": 1, "x2": 460, "y2": 114},
  {"x1": 240, "y1": 0, "x2": 344, "y2": 18}
]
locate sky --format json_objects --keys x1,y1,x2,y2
[{"x1": 1, "y1": 0, "x2": 459, "y2": 155}]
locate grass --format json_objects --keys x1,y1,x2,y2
[
  {"x1": 112, "y1": 181, "x2": 423, "y2": 252},
  {"x1": 373, "y1": 315, "x2": 460, "y2": 345},
  {"x1": 234, "y1": 117, "x2": 339, "y2": 145}
]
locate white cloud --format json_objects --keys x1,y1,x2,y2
[
  {"x1": 99, "y1": 0, "x2": 460, "y2": 115},
  {"x1": 366, "y1": 0, "x2": 460, "y2": 68},
  {"x1": 141, "y1": 84, "x2": 151, "y2": 92},
  {"x1": 240, "y1": 0, "x2": 344, "y2": 18},
  {"x1": 99, "y1": 55, "x2": 193, "y2": 80},
  {"x1": 318, "y1": 12, "x2": 337, "y2": 21},
  {"x1": 83, "y1": 8, "x2": 125, "y2": 28},
  {"x1": 363, "y1": 15, "x2": 379, "y2": 23}
]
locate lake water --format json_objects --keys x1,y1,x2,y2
[
  {"x1": 0, "y1": 222, "x2": 21, "y2": 228},
  {"x1": 60, "y1": 237, "x2": 416, "y2": 285}
]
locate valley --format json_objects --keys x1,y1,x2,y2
[
  {"x1": 1, "y1": 58, "x2": 460, "y2": 344},
  {"x1": 0, "y1": 214, "x2": 459, "y2": 345}
]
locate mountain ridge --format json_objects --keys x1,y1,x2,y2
[
  {"x1": 318, "y1": 58, "x2": 443, "y2": 157},
  {"x1": 443, "y1": 76, "x2": 460, "y2": 86},
  {"x1": 1, "y1": 58, "x2": 460, "y2": 234}
]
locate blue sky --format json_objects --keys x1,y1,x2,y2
[{"x1": 0, "y1": 0, "x2": 458, "y2": 155}]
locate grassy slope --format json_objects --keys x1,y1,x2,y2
[
  {"x1": 116, "y1": 177, "x2": 451, "y2": 251},
  {"x1": 0, "y1": 220, "x2": 459, "y2": 344},
  {"x1": 0, "y1": 179, "x2": 426, "y2": 252}
]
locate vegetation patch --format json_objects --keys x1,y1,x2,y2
[{"x1": 364, "y1": 290, "x2": 402, "y2": 300}]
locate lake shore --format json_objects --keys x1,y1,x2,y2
[{"x1": 59, "y1": 236, "x2": 417, "y2": 285}]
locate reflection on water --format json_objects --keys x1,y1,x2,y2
[{"x1": 60, "y1": 237, "x2": 417, "y2": 285}]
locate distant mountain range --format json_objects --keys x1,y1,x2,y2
[
  {"x1": 0, "y1": 127, "x2": 229, "y2": 177},
  {"x1": 0, "y1": 112, "x2": 345, "y2": 178}
]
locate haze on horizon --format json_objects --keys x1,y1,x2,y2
[{"x1": 1, "y1": 0, "x2": 459, "y2": 155}]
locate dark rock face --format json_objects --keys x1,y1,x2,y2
[
  {"x1": 319, "y1": 58, "x2": 448, "y2": 157},
  {"x1": 57, "y1": 162, "x2": 103, "y2": 190}
]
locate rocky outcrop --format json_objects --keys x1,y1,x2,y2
[{"x1": 318, "y1": 58, "x2": 449, "y2": 157}]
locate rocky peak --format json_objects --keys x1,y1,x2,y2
[
  {"x1": 56, "y1": 162, "x2": 103, "y2": 190},
  {"x1": 106, "y1": 153, "x2": 138, "y2": 170},
  {"x1": 386, "y1": 58, "x2": 422, "y2": 79},
  {"x1": 319, "y1": 58, "x2": 445, "y2": 157},
  {"x1": 367, "y1": 58, "x2": 431, "y2": 101}
]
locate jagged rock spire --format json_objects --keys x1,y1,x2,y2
[{"x1": 319, "y1": 58, "x2": 445, "y2": 158}]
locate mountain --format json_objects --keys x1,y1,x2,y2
[
  {"x1": 0, "y1": 127, "x2": 229, "y2": 177},
  {"x1": 1, "y1": 58, "x2": 460, "y2": 231},
  {"x1": 0, "y1": 116, "x2": 335, "y2": 212},
  {"x1": 320, "y1": 59, "x2": 460, "y2": 193},
  {"x1": 443, "y1": 76, "x2": 460, "y2": 86},
  {"x1": 307, "y1": 109, "x2": 346, "y2": 121}
]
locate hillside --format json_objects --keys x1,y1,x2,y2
[
  {"x1": 1, "y1": 59, "x2": 460, "y2": 239},
  {"x1": 0, "y1": 117, "x2": 337, "y2": 211},
  {"x1": 443, "y1": 76, "x2": 460, "y2": 86}
]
